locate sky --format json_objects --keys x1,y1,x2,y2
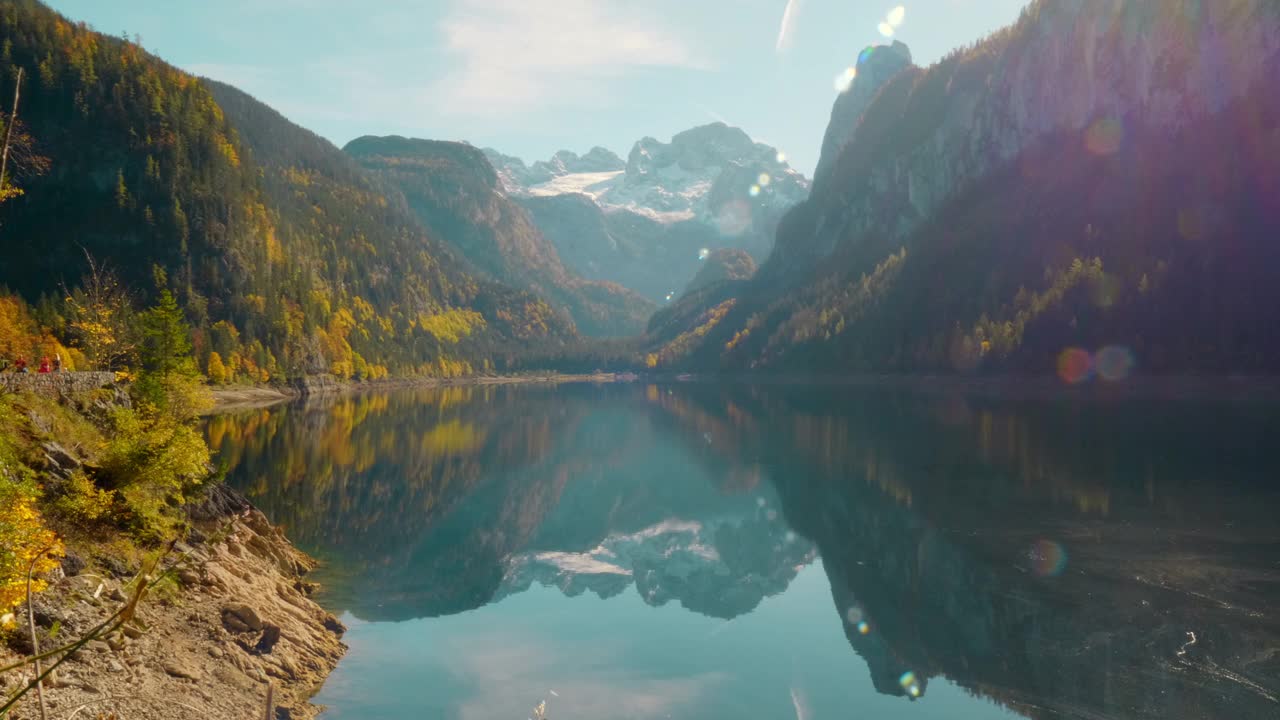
[{"x1": 44, "y1": 0, "x2": 1030, "y2": 176}]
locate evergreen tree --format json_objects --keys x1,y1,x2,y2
[{"x1": 138, "y1": 288, "x2": 193, "y2": 379}]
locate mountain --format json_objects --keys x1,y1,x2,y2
[
  {"x1": 345, "y1": 136, "x2": 653, "y2": 337},
  {"x1": 0, "y1": 0, "x2": 576, "y2": 380},
  {"x1": 646, "y1": 0, "x2": 1280, "y2": 375},
  {"x1": 682, "y1": 248, "x2": 756, "y2": 296},
  {"x1": 484, "y1": 146, "x2": 625, "y2": 188},
  {"x1": 484, "y1": 123, "x2": 809, "y2": 303},
  {"x1": 813, "y1": 40, "x2": 913, "y2": 185}
]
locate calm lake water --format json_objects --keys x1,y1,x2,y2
[{"x1": 208, "y1": 382, "x2": 1280, "y2": 720}]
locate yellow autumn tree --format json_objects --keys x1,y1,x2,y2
[
  {"x1": 64, "y1": 254, "x2": 138, "y2": 370},
  {"x1": 0, "y1": 292, "x2": 40, "y2": 361},
  {"x1": 0, "y1": 486, "x2": 62, "y2": 614},
  {"x1": 0, "y1": 395, "x2": 64, "y2": 614},
  {"x1": 206, "y1": 350, "x2": 229, "y2": 384}
]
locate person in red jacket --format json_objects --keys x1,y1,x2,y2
[{"x1": 38, "y1": 356, "x2": 51, "y2": 373}]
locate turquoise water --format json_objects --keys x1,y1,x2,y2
[
  {"x1": 318, "y1": 562, "x2": 1015, "y2": 720},
  {"x1": 211, "y1": 383, "x2": 1280, "y2": 719}
]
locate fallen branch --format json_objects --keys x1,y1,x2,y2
[
  {"x1": 0, "y1": 543, "x2": 177, "y2": 716},
  {"x1": 26, "y1": 544, "x2": 56, "y2": 720}
]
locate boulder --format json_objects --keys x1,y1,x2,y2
[
  {"x1": 163, "y1": 658, "x2": 203, "y2": 681},
  {"x1": 41, "y1": 441, "x2": 81, "y2": 471},
  {"x1": 221, "y1": 603, "x2": 264, "y2": 633}
]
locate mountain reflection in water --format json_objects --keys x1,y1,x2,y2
[{"x1": 209, "y1": 383, "x2": 1280, "y2": 720}]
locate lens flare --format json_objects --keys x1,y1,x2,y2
[
  {"x1": 878, "y1": 22, "x2": 895, "y2": 37},
  {"x1": 834, "y1": 66, "x2": 858, "y2": 93},
  {"x1": 776, "y1": 151, "x2": 787, "y2": 164},
  {"x1": 857, "y1": 621, "x2": 870, "y2": 635},
  {"x1": 716, "y1": 199, "x2": 752, "y2": 236},
  {"x1": 887, "y1": 5, "x2": 906, "y2": 27},
  {"x1": 698, "y1": 247, "x2": 710, "y2": 260},
  {"x1": 857, "y1": 46, "x2": 877, "y2": 65},
  {"x1": 1095, "y1": 345, "x2": 1135, "y2": 381},
  {"x1": 1177, "y1": 207, "x2": 1206, "y2": 240},
  {"x1": 1056, "y1": 347, "x2": 1093, "y2": 384},
  {"x1": 1084, "y1": 117, "x2": 1124, "y2": 155},
  {"x1": 845, "y1": 606, "x2": 864, "y2": 625},
  {"x1": 664, "y1": 292, "x2": 674, "y2": 302},
  {"x1": 899, "y1": 671, "x2": 922, "y2": 697},
  {"x1": 757, "y1": 172, "x2": 772, "y2": 187},
  {"x1": 1029, "y1": 539, "x2": 1068, "y2": 577}
]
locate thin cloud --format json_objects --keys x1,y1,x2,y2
[
  {"x1": 436, "y1": 0, "x2": 706, "y2": 115},
  {"x1": 775, "y1": 0, "x2": 804, "y2": 53},
  {"x1": 696, "y1": 104, "x2": 732, "y2": 126},
  {"x1": 450, "y1": 632, "x2": 725, "y2": 720}
]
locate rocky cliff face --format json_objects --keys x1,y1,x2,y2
[
  {"x1": 485, "y1": 123, "x2": 809, "y2": 303},
  {"x1": 813, "y1": 40, "x2": 914, "y2": 185},
  {"x1": 778, "y1": 0, "x2": 1280, "y2": 272},
  {"x1": 345, "y1": 136, "x2": 654, "y2": 336}
]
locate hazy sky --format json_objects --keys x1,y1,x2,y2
[{"x1": 45, "y1": 0, "x2": 1029, "y2": 175}]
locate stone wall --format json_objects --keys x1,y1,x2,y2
[{"x1": 0, "y1": 371, "x2": 118, "y2": 396}]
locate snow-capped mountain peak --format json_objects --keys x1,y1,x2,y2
[{"x1": 486, "y1": 123, "x2": 809, "y2": 224}]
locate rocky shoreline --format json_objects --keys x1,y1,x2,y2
[{"x1": 1, "y1": 485, "x2": 347, "y2": 720}]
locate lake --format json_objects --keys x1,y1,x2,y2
[{"x1": 207, "y1": 381, "x2": 1280, "y2": 720}]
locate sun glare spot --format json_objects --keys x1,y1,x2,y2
[
  {"x1": 845, "y1": 606, "x2": 864, "y2": 625},
  {"x1": 1177, "y1": 207, "x2": 1206, "y2": 240},
  {"x1": 899, "y1": 671, "x2": 922, "y2": 697},
  {"x1": 1057, "y1": 347, "x2": 1093, "y2": 384},
  {"x1": 857, "y1": 620, "x2": 870, "y2": 635},
  {"x1": 758, "y1": 172, "x2": 772, "y2": 187},
  {"x1": 776, "y1": 151, "x2": 788, "y2": 164},
  {"x1": 878, "y1": 22, "x2": 895, "y2": 37},
  {"x1": 834, "y1": 66, "x2": 858, "y2": 93},
  {"x1": 716, "y1": 199, "x2": 752, "y2": 236},
  {"x1": 749, "y1": 184, "x2": 761, "y2": 197},
  {"x1": 1095, "y1": 345, "x2": 1135, "y2": 381},
  {"x1": 1029, "y1": 539, "x2": 1069, "y2": 576},
  {"x1": 698, "y1": 247, "x2": 710, "y2": 260},
  {"x1": 887, "y1": 6, "x2": 906, "y2": 28},
  {"x1": 1085, "y1": 117, "x2": 1125, "y2": 155}
]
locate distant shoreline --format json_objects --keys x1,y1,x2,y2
[
  {"x1": 207, "y1": 372, "x2": 636, "y2": 412},
  {"x1": 207, "y1": 372, "x2": 1280, "y2": 413}
]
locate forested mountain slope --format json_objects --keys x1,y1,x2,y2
[
  {"x1": 345, "y1": 136, "x2": 654, "y2": 337},
  {"x1": 647, "y1": 0, "x2": 1280, "y2": 375},
  {"x1": 0, "y1": 0, "x2": 575, "y2": 381}
]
